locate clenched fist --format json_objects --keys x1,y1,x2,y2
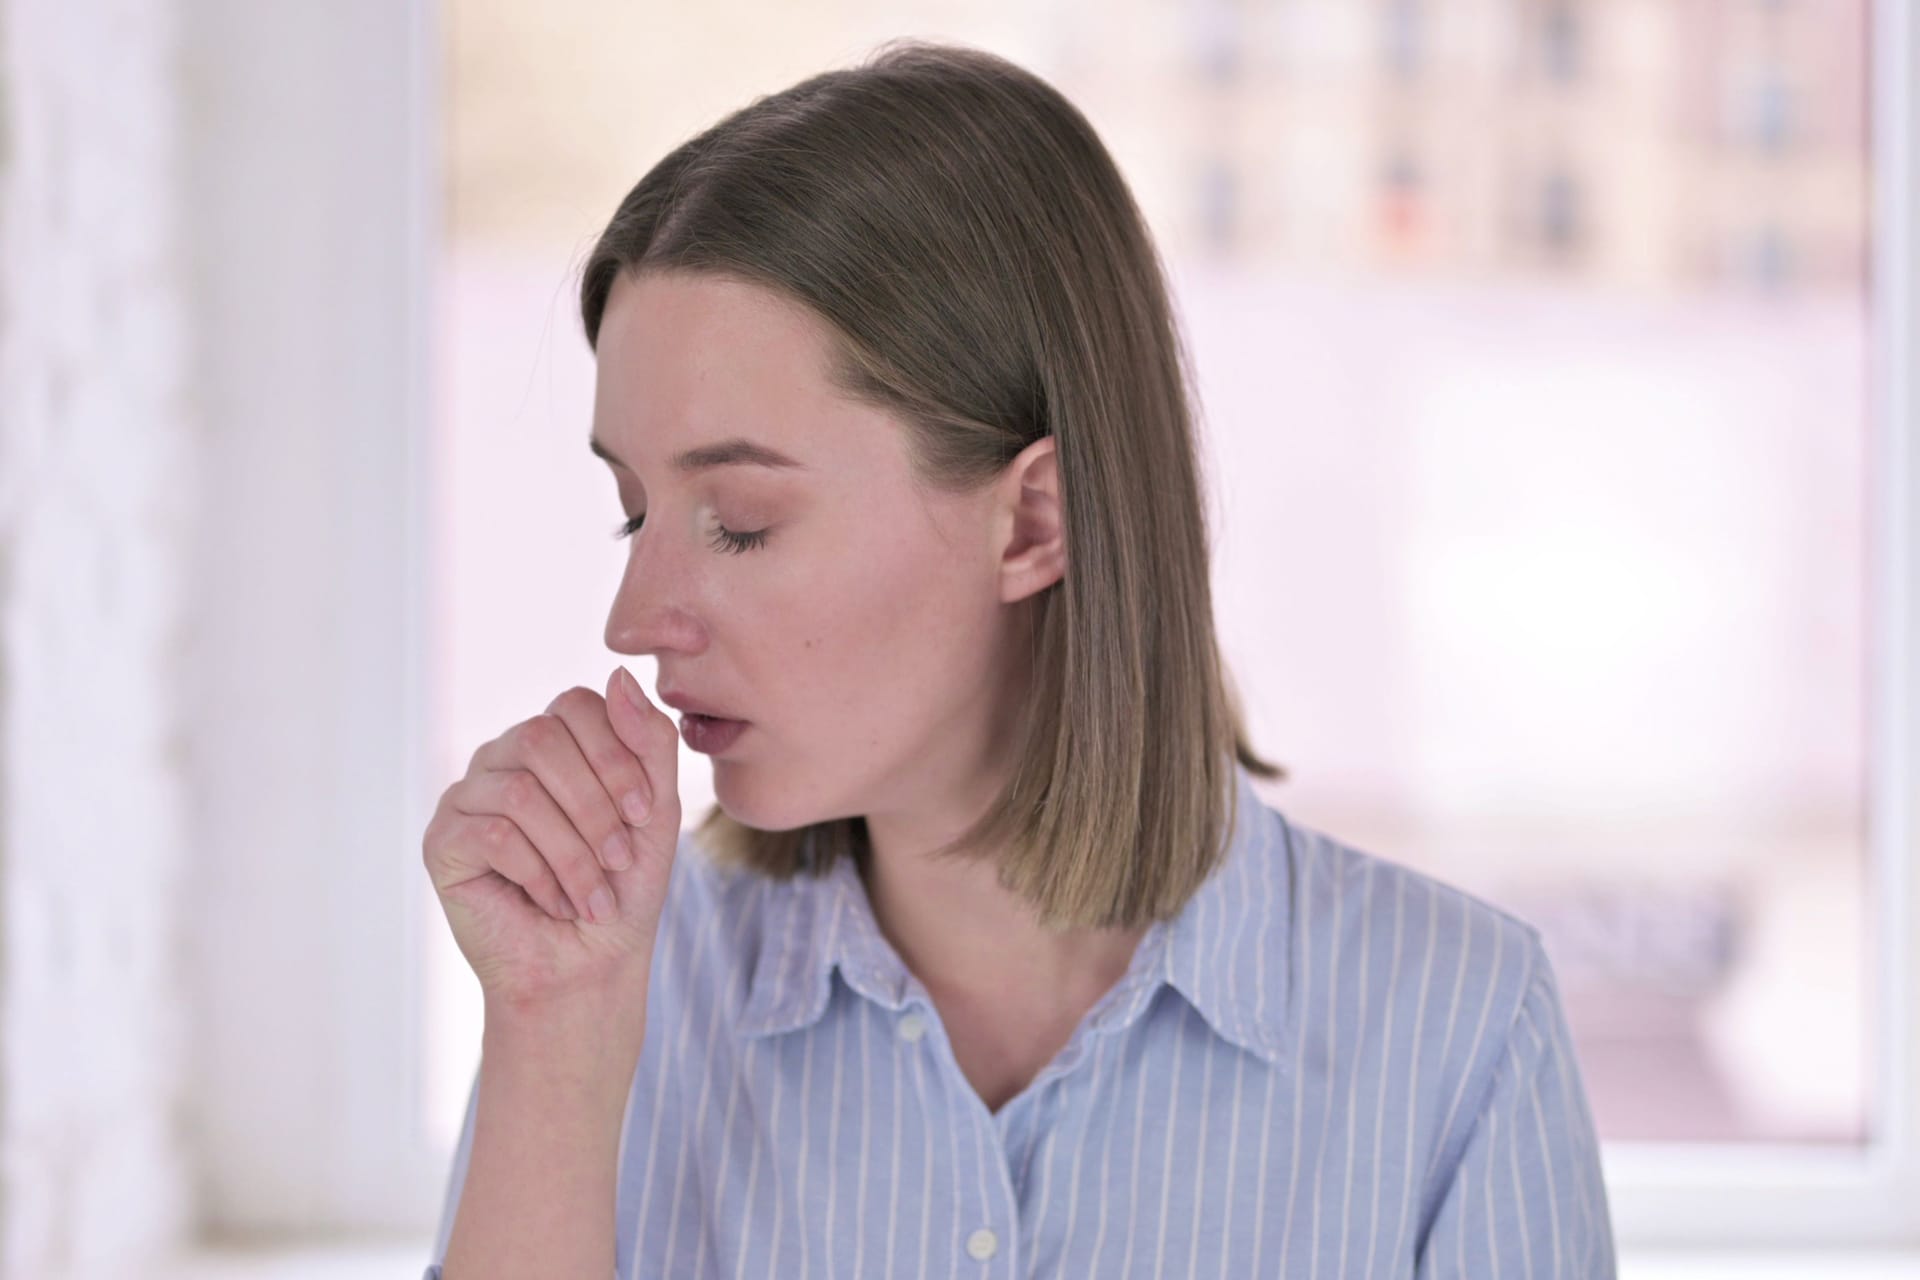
[{"x1": 422, "y1": 665, "x2": 682, "y2": 1009}]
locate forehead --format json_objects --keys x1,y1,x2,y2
[{"x1": 592, "y1": 269, "x2": 850, "y2": 454}]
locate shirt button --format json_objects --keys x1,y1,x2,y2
[
  {"x1": 965, "y1": 1227, "x2": 998, "y2": 1260},
  {"x1": 897, "y1": 1011, "x2": 927, "y2": 1043}
]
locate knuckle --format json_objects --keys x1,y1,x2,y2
[
  {"x1": 477, "y1": 814, "x2": 515, "y2": 848},
  {"x1": 557, "y1": 844, "x2": 600, "y2": 886},
  {"x1": 588, "y1": 739, "x2": 640, "y2": 782},
  {"x1": 516, "y1": 713, "x2": 561, "y2": 754},
  {"x1": 500, "y1": 770, "x2": 540, "y2": 810},
  {"x1": 546, "y1": 685, "x2": 597, "y2": 716}
]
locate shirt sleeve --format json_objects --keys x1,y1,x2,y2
[
  {"x1": 1415, "y1": 934, "x2": 1618, "y2": 1279},
  {"x1": 421, "y1": 1061, "x2": 482, "y2": 1280}
]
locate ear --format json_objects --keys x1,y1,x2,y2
[{"x1": 993, "y1": 435, "x2": 1067, "y2": 604}]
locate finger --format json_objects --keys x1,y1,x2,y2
[
  {"x1": 605, "y1": 666, "x2": 679, "y2": 816},
  {"x1": 457, "y1": 754, "x2": 617, "y2": 924},
  {"x1": 547, "y1": 683, "x2": 655, "y2": 841},
  {"x1": 461, "y1": 811, "x2": 577, "y2": 921},
  {"x1": 476, "y1": 701, "x2": 638, "y2": 875},
  {"x1": 426, "y1": 792, "x2": 577, "y2": 920}
]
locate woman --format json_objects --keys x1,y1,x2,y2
[{"x1": 421, "y1": 40, "x2": 1616, "y2": 1279}]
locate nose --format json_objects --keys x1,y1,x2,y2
[{"x1": 603, "y1": 537, "x2": 709, "y2": 658}]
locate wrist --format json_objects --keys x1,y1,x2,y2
[
  {"x1": 482, "y1": 982, "x2": 649, "y2": 1087},
  {"x1": 483, "y1": 957, "x2": 649, "y2": 1027}
]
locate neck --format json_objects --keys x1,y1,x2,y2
[{"x1": 856, "y1": 813, "x2": 1147, "y2": 1015}]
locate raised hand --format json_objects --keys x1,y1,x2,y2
[{"x1": 422, "y1": 665, "x2": 683, "y2": 1009}]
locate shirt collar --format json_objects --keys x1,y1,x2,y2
[{"x1": 737, "y1": 763, "x2": 1289, "y2": 1068}]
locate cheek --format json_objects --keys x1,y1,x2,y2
[{"x1": 776, "y1": 522, "x2": 986, "y2": 717}]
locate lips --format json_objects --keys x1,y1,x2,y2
[
  {"x1": 680, "y1": 711, "x2": 748, "y2": 755},
  {"x1": 657, "y1": 687, "x2": 744, "y2": 722}
]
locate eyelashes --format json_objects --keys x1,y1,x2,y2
[
  {"x1": 710, "y1": 524, "x2": 771, "y2": 555},
  {"x1": 610, "y1": 512, "x2": 771, "y2": 555}
]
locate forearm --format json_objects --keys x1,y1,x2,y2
[{"x1": 440, "y1": 995, "x2": 647, "y2": 1279}]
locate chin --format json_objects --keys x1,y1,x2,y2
[
  {"x1": 708, "y1": 766, "x2": 801, "y2": 832},
  {"x1": 711, "y1": 765, "x2": 852, "y2": 836}
]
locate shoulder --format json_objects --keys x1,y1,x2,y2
[
  {"x1": 1272, "y1": 810, "x2": 1549, "y2": 1010},
  {"x1": 1256, "y1": 808, "x2": 1583, "y2": 1187},
  {"x1": 1264, "y1": 808, "x2": 1563, "y2": 1122}
]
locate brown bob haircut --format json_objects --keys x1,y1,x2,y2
[{"x1": 578, "y1": 39, "x2": 1285, "y2": 931}]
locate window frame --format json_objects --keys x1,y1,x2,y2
[
  {"x1": 184, "y1": 0, "x2": 449, "y2": 1232},
  {"x1": 1592, "y1": 0, "x2": 1920, "y2": 1249}
]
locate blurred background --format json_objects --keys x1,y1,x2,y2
[{"x1": 2, "y1": 0, "x2": 1917, "y2": 1277}]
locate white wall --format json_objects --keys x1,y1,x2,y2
[
  {"x1": 0, "y1": 0, "x2": 198, "y2": 1273},
  {"x1": 1, "y1": 0, "x2": 443, "y2": 1273}
]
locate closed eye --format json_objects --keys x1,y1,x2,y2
[{"x1": 611, "y1": 513, "x2": 771, "y2": 555}]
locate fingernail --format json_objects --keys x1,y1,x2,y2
[
  {"x1": 588, "y1": 885, "x2": 614, "y2": 923},
  {"x1": 618, "y1": 667, "x2": 646, "y2": 713},
  {"x1": 602, "y1": 831, "x2": 633, "y2": 871},
  {"x1": 621, "y1": 789, "x2": 650, "y2": 825}
]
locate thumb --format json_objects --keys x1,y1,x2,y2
[
  {"x1": 606, "y1": 665, "x2": 656, "y2": 756},
  {"x1": 604, "y1": 665, "x2": 679, "y2": 816}
]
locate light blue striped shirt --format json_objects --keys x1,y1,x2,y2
[{"x1": 425, "y1": 764, "x2": 1616, "y2": 1277}]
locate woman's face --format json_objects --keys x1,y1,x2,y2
[{"x1": 592, "y1": 268, "x2": 1059, "y2": 834}]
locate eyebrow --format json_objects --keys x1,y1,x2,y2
[{"x1": 589, "y1": 434, "x2": 808, "y2": 474}]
